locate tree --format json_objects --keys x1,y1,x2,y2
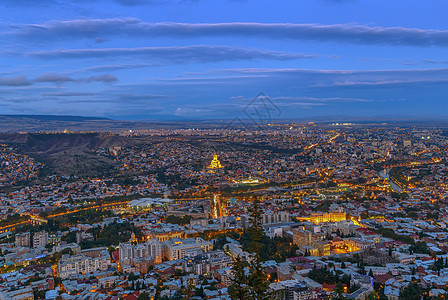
[
  {"x1": 182, "y1": 277, "x2": 194, "y2": 300},
  {"x1": 247, "y1": 198, "x2": 263, "y2": 255},
  {"x1": 248, "y1": 252, "x2": 271, "y2": 300},
  {"x1": 128, "y1": 272, "x2": 139, "y2": 281},
  {"x1": 137, "y1": 292, "x2": 150, "y2": 300},
  {"x1": 368, "y1": 269, "x2": 374, "y2": 278},
  {"x1": 195, "y1": 286, "x2": 205, "y2": 298},
  {"x1": 334, "y1": 282, "x2": 346, "y2": 300},
  {"x1": 410, "y1": 241, "x2": 430, "y2": 254},
  {"x1": 228, "y1": 256, "x2": 250, "y2": 300},
  {"x1": 247, "y1": 198, "x2": 271, "y2": 300},
  {"x1": 229, "y1": 197, "x2": 271, "y2": 300},
  {"x1": 399, "y1": 282, "x2": 421, "y2": 300}
]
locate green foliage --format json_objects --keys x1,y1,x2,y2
[
  {"x1": 137, "y1": 292, "x2": 150, "y2": 300},
  {"x1": 314, "y1": 200, "x2": 332, "y2": 212},
  {"x1": 239, "y1": 234, "x2": 298, "y2": 262},
  {"x1": 128, "y1": 272, "x2": 139, "y2": 281},
  {"x1": 0, "y1": 213, "x2": 30, "y2": 227},
  {"x1": 409, "y1": 241, "x2": 430, "y2": 254},
  {"x1": 213, "y1": 235, "x2": 229, "y2": 250},
  {"x1": 426, "y1": 211, "x2": 439, "y2": 220},
  {"x1": 399, "y1": 282, "x2": 421, "y2": 300},
  {"x1": 376, "y1": 228, "x2": 414, "y2": 245},
  {"x1": 33, "y1": 290, "x2": 47, "y2": 299},
  {"x1": 79, "y1": 221, "x2": 143, "y2": 249},
  {"x1": 229, "y1": 198, "x2": 271, "y2": 300},
  {"x1": 308, "y1": 267, "x2": 341, "y2": 284},
  {"x1": 195, "y1": 286, "x2": 205, "y2": 298}
]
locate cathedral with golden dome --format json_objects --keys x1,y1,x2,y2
[{"x1": 207, "y1": 153, "x2": 224, "y2": 170}]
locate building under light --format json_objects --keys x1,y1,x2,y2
[{"x1": 207, "y1": 153, "x2": 223, "y2": 170}]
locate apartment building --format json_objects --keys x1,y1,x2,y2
[
  {"x1": 57, "y1": 250, "x2": 111, "y2": 279},
  {"x1": 163, "y1": 237, "x2": 213, "y2": 261}
]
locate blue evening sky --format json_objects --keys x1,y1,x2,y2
[{"x1": 1, "y1": 0, "x2": 448, "y2": 120}]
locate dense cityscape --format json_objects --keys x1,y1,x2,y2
[
  {"x1": 0, "y1": 123, "x2": 447, "y2": 299},
  {"x1": 3, "y1": 0, "x2": 448, "y2": 299}
]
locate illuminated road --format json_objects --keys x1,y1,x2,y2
[{"x1": 0, "y1": 201, "x2": 129, "y2": 233}]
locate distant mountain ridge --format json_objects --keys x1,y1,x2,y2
[
  {"x1": 1, "y1": 115, "x2": 112, "y2": 121},
  {"x1": 1, "y1": 114, "x2": 447, "y2": 133}
]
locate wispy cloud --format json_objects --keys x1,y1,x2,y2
[
  {"x1": 42, "y1": 91, "x2": 100, "y2": 96},
  {"x1": 34, "y1": 73, "x2": 74, "y2": 83},
  {"x1": 33, "y1": 73, "x2": 117, "y2": 84},
  {"x1": 80, "y1": 63, "x2": 156, "y2": 73},
  {"x1": 0, "y1": 76, "x2": 31, "y2": 86},
  {"x1": 87, "y1": 74, "x2": 117, "y2": 83},
  {"x1": 29, "y1": 45, "x2": 314, "y2": 62},
  {"x1": 7, "y1": 18, "x2": 448, "y2": 48}
]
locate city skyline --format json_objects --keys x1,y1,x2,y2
[{"x1": 2, "y1": 0, "x2": 448, "y2": 120}]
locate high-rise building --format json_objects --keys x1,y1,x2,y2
[
  {"x1": 15, "y1": 232, "x2": 30, "y2": 248},
  {"x1": 118, "y1": 242, "x2": 134, "y2": 265},
  {"x1": 33, "y1": 231, "x2": 48, "y2": 249},
  {"x1": 146, "y1": 239, "x2": 162, "y2": 265},
  {"x1": 118, "y1": 239, "x2": 162, "y2": 267},
  {"x1": 261, "y1": 211, "x2": 290, "y2": 225}
]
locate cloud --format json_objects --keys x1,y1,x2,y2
[
  {"x1": 87, "y1": 74, "x2": 117, "y2": 82},
  {"x1": 174, "y1": 107, "x2": 214, "y2": 117},
  {"x1": 269, "y1": 96, "x2": 373, "y2": 103},
  {"x1": 80, "y1": 63, "x2": 156, "y2": 73},
  {"x1": 0, "y1": 0, "x2": 59, "y2": 7},
  {"x1": 423, "y1": 59, "x2": 448, "y2": 64},
  {"x1": 34, "y1": 73, "x2": 75, "y2": 83},
  {"x1": 29, "y1": 45, "x2": 313, "y2": 62},
  {"x1": 33, "y1": 73, "x2": 117, "y2": 84},
  {"x1": 0, "y1": 76, "x2": 31, "y2": 86},
  {"x1": 115, "y1": 93, "x2": 169, "y2": 102},
  {"x1": 3, "y1": 97, "x2": 41, "y2": 103},
  {"x1": 8, "y1": 18, "x2": 448, "y2": 48},
  {"x1": 42, "y1": 91, "x2": 100, "y2": 96},
  {"x1": 113, "y1": 0, "x2": 168, "y2": 5}
]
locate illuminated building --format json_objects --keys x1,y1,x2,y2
[
  {"x1": 292, "y1": 229, "x2": 330, "y2": 256},
  {"x1": 293, "y1": 229, "x2": 312, "y2": 248},
  {"x1": 233, "y1": 176, "x2": 265, "y2": 185},
  {"x1": 309, "y1": 211, "x2": 346, "y2": 224},
  {"x1": 207, "y1": 153, "x2": 223, "y2": 170},
  {"x1": 162, "y1": 237, "x2": 213, "y2": 261},
  {"x1": 152, "y1": 230, "x2": 184, "y2": 242}
]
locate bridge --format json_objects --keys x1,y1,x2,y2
[{"x1": 381, "y1": 158, "x2": 440, "y2": 169}]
